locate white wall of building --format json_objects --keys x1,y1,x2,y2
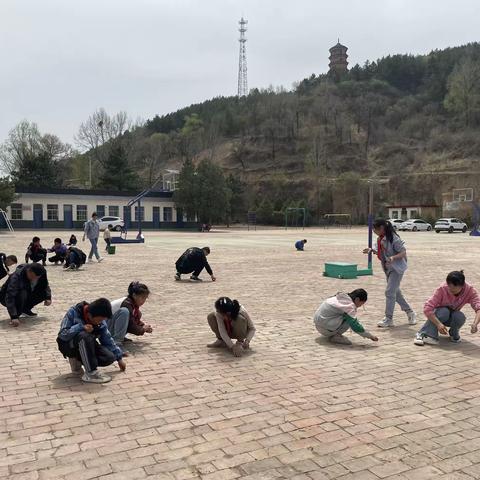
[{"x1": 7, "y1": 192, "x2": 177, "y2": 222}]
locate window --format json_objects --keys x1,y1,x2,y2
[
  {"x1": 96, "y1": 205, "x2": 105, "y2": 218},
  {"x1": 77, "y1": 205, "x2": 87, "y2": 221},
  {"x1": 109, "y1": 206, "x2": 119, "y2": 217},
  {"x1": 134, "y1": 206, "x2": 145, "y2": 222},
  {"x1": 47, "y1": 204, "x2": 59, "y2": 221},
  {"x1": 163, "y1": 207, "x2": 173, "y2": 222},
  {"x1": 10, "y1": 203, "x2": 23, "y2": 220},
  {"x1": 391, "y1": 211, "x2": 399, "y2": 219}
]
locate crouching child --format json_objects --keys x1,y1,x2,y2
[
  {"x1": 314, "y1": 289, "x2": 378, "y2": 345},
  {"x1": 207, "y1": 297, "x2": 256, "y2": 357},
  {"x1": 64, "y1": 246, "x2": 87, "y2": 270},
  {"x1": 56, "y1": 298, "x2": 126, "y2": 383}
]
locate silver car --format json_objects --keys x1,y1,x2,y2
[{"x1": 434, "y1": 218, "x2": 468, "y2": 233}]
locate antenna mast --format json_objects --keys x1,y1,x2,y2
[{"x1": 237, "y1": 17, "x2": 248, "y2": 97}]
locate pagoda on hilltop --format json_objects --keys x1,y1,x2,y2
[{"x1": 329, "y1": 39, "x2": 348, "y2": 80}]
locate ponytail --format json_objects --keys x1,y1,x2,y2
[
  {"x1": 373, "y1": 218, "x2": 397, "y2": 243},
  {"x1": 215, "y1": 297, "x2": 241, "y2": 319}
]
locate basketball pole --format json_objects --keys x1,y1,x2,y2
[{"x1": 368, "y1": 182, "x2": 373, "y2": 270}]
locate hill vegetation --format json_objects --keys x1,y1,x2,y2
[{"x1": 2, "y1": 42, "x2": 480, "y2": 224}]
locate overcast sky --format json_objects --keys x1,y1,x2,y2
[{"x1": 1, "y1": 0, "x2": 478, "y2": 145}]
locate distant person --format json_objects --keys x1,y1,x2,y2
[
  {"x1": 108, "y1": 282, "x2": 153, "y2": 345},
  {"x1": 314, "y1": 289, "x2": 378, "y2": 345},
  {"x1": 64, "y1": 246, "x2": 87, "y2": 270},
  {"x1": 25, "y1": 236, "x2": 47, "y2": 265},
  {"x1": 104, "y1": 224, "x2": 112, "y2": 252},
  {"x1": 0, "y1": 263, "x2": 52, "y2": 327},
  {"x1": 0, "y1": 253, "x2": 17, "y2": 281},
  {"x1": 56, "y1": 298, "x2": 126, "y2": 383},
  {"x1": 175, "y1": 246, "x2": 216, "y2": 282},
  {"x1": 363, "y1": 218, "x2": 416, "y2": 328},
  {"x1": 67, "y1": 234, "x2": 78, "y2": 246},
  {"x1": 207, "y1": 297, "x2": 256, "y2": 356},
  {"x1": 295, "y1": 239, "x2": 307, "y2": 251},
  {"x1": 415, "y1": 271, "x2": 480, "y2": 346},
  {"x1": 48, "y1": 238, "x2": 68, "y2": 264},
  {"x1": 83, "y1": 212, "x2": 103, "y2": 263}
]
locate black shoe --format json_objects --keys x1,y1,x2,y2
[
  {"x1": 23, "y1": 310, "x2": 38, "y2": 317},
  {"x1": 123, "y1": 337, "x2": 133, "y2": 343},
  {"x1": 190, "y1": 275, "x2": 202, "y2": 282}
]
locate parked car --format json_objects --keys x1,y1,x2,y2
[
  {"x1": 398, "y1": 219, "x2": 432, "y2": 232},
  {"x1": 434, "y1": 218, "x2": 468, "y2": 233},
  {"x1": 97, "y1": 216, "x2": 124, "y2": 231},
  {"x1": 388, "y1": 219, "x2": 405, "y2": 230}
]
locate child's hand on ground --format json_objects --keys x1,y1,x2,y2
[
  {"x1": 211, "y1": 275, "x2": 216, "y2": 282},
  {"x1": 84, "y1": 324, "x2": 93, "y2": 333},
  {"x1": 242, "y1": 340, "x2": 250, "y2": 349},
  {"x1": 437, "y1": 324, "x2": 449, "y2": 335},
  {"x1": 362, "y1": 248, "x2": 370, "y2": 254},
  {"x1": 370, "y1": 335, "x2": 378, "y2": 342},
  {"x1": 232, "y1": 343, "x2": 243, "y2": 357},
  {"x1": 471, "y1": 324, "x2": 478, "y2": 334},
  {"x1": 44, "y1": 299, "x2": 52, "y2": 306},
  {"x1": 118, "y1": 359, "x2": 127, "y2": 371},
  {"x1": 144, "y1": 325, "x2": 153, "y2": 334}
]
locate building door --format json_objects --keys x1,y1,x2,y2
[
  {"x1": 64, "y1": 205, "x2": 73, "y2": 228},
  {"x1": 96, "y1": 205, "x2": 105, "y2": 218},
  {"x1": 153, "y1": 207, "x2": 160, "y2": 229},
  {"x1": 176, "y1": 208, "x2": 184, "y2": 227},
  {"x1": 33, "y1": 204, "x2": 43, "y2": 229},
  {"x1": 123, "y1": 206, "x2": 131, "y2": 229}
]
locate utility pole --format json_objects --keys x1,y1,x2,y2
[{"x1": 237, "y1": 17, "x2": 248, "y2": 97}]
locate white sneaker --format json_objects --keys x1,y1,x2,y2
[
  {"x1": 329, "y1": 334, "x2": 352, "y2": 345},
  {"x1": 69, "y1": 357, "x2": 83, "y2": 374},
  {"x1": 423, "y1": 336, "x2": 439, "y2": 346},
  {"x1": 413, "y1": 333, "x2": 425, "y2": 346},
  {"x1": 377, "y1": 318, "x2": 394, "y2": 328},
  {"x1": 97, "y1": 258, "x2": 104, "y2": 263},
  {"x1": 81, "y1": 370, "x2": 111, "y2": 384},
  {"x1": 407, "y1": 311, "x2": 417, "y2": 325}
]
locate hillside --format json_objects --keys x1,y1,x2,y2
[{"x1": 81, "y1": 42, "x2": 480, "y2": 224}]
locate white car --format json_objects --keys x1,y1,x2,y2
[
  {"x1": 388, "y1": 219, "x2": 405, "y2": 230},
  {"x1": 434, "y1": 218, "x2": 468, "y2": 233},
  {"x1": 97, "y1": 216, "x2": 124, "y2": 231},
  {"x1": 398, "y1": 219, "x2": 432, "y2": 232}
]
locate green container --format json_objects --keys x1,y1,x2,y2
[
  {"x1": 107, "y1": 245, "x2": 116, "y2": 255},
  {"x1": 323, "y1": 262, "x2": 358, "y2": 279}
]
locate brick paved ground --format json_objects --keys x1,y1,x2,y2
[{"x1": 1, "y1": 228, "x2": 480, "y2": 480}]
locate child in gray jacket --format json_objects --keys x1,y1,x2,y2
[{"x1": 314, "y1": 289, "x2": 378, "y2": 345}]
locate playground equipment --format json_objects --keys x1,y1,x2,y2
[
  {"x1": 0, "y1": 209, "x2": 14, "y2": 233},
  {"x1": 322, "y1": 213, "x2": 352, "y2": 229},
  {"x1": 285, "y1": 207, "x2": 306, "y2": 230},
  {"x1": 323, "y1": 214, "x2": 373, "y2": 279}
]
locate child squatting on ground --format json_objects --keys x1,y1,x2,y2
[
  {"x1": 207, "y1": 297, "x2": 256, "y2": 357},
  {"x1": 295, "y1": 239, "x2": 307, "y2": 251},
  {"x1": 414, "y1": 270, "x2": 480, "y2": 346},
  {"x1": 25, "y1": 237, "x2": 47, "y2": 266},
  {"x1": 56, "y1": 298, "x2": 126, "y2": 384},
  {"x1": 107, "y1": 282, "x2": 153, "y2": 347},
  {"x1": 0, "y1": 253, "x2": 17, "y2": 281},
  {"x1": 314, "y1": 289, "x2": 378, "y2": 345},
  {"x1": 364, "y1": 218, "x2": 417, "y2": 328},
  {"x1": 175, "y1": 246, "x2": 216, "y2": 282}
]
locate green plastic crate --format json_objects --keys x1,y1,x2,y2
[
  {"x1": 107, "y1": 245, "x2": 116, "y2": 255},
  {"x1": 323, "y1": 262, "x2": 358, "y2": 279}
]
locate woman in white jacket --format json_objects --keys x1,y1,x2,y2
[{"x1": 314, "y1": 289, "x2": 378, "y2": 345}]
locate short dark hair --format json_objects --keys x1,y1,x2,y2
[
  {"x1": 215, "y1": 296, "x2": 241, "y2": 319},
  {"x1": 92, "y1": 212, "x2": 97, "y2": 217},
  {"x1": 54, "y1": 238, "x2": 62, "y2": 244},
  {"x1": 89, "y1": 298, "x2": 112, "y2": 318},
  {"x1": 303, "y1": 239, "x2": 307, "y2": 243},
  {"x1": 27, "y1": 263, "x2": 46, "y2": 277},
  {"x1": 348, "y1": 289, "x2": 368, "y2": 302},
  {"x1": 6, "y1": 255, "x2": 17, "y2": 264},
  {"x1": 446, "y1": 270, "x2": 465, "y2": 287},
  {"x1": 127, "y1": 281, "x2": 150, "y2": 297},
  {"x1": 32, "y1": 236, "x2": 40, "y2": 243},
  {"x1": 202, "y1": 246, "x2": 211, "y2": 254}
]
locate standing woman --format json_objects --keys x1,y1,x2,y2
[
  {"x1": 83, "y1": 212, "x2": 103, "y2": 263},
  {"x1": 363, "y1": 218, "x2": 416, "y2": 327}
]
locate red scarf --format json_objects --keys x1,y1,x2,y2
[
  {"x1": 377, "y1": 234, "x2": 384, "y2": 260},
  {"x1": 133, "y1": 304, "x2": 141, "y2": 325}
]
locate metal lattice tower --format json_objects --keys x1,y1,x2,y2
[{"x1": 237, "y1": 17, "x2": 248, "y2": 97}]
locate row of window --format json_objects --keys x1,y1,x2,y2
[{"x1": 10, "y1": 204, "x2": 173, "y2": 222}]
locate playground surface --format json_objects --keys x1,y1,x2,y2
[{"x1": 2, "y1": 227, "x2": 480, "y2": 480}]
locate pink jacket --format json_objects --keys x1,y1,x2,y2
[{"x1": 424, "y1": 282, "x2": 480, "y2": 316}]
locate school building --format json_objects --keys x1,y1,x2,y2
[
  {"x1": 386, "y1": 204, "x2": 441, "y2": 221},
  {"x1": 2, "y1": 186, "x2": 197, "y2": 230}
]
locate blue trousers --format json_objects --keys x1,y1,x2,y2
[{"x1": 418, "y1": 307, "x2": 466, "y2": 341}]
